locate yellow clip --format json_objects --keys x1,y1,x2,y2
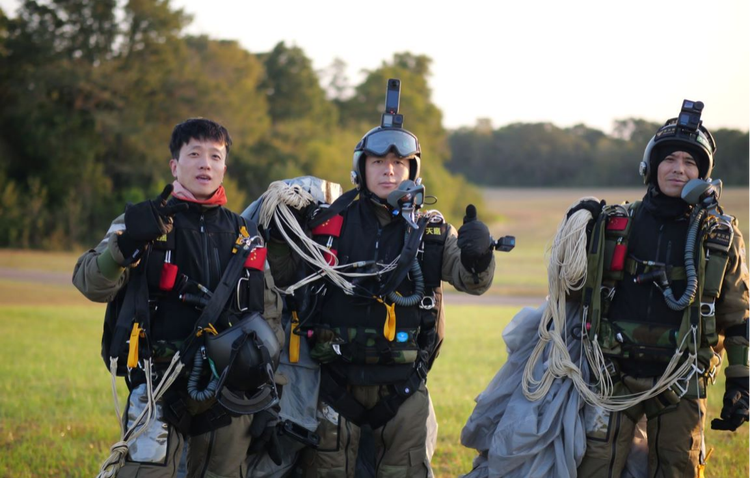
[
  {"x1": 697, "y1": 447, "x2": 714, "y2": 478},
  {"x1": 375, "y1": 297, "x2": 397, "y2": 341},
  {"x1": 196, "y1": 323, "x2": 219, "y2": 337},
  {"x1": 233, "y1": 226, "x2": 251, "y2": 253},
  {"x1": 290, "y1": 311, "x2": 300, "y2": 363},
  {"x1": 127, "y1": 322, "x2": 142, "y2": 369}
]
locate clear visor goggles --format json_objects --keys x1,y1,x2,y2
[{"x1": 358, "y1": 129, "x2": 420, "y2": 158}]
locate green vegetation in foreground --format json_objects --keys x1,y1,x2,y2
[
  {"x1": 0, "y1": 305, "x2": 126, "y2": 477},
  {"x1": 0, "y1": 303, "x2": 746, "y2": 477}
]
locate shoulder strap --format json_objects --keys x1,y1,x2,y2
[
  {"x1": 378, "y1": 216, "x2": 430, "y2": 296},
  {"x1": 308, "y1": 188, "x2": 359, "y2": 229},
  {"x1": 179, "y1": 236, "x2": 259, "y2": 365},
  {"x1": 108, "y1": 253, "x2": 151, "y2": 364}
]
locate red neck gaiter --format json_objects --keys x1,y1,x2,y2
[{"x1": 171, "y1": 181, "x2": 228, "y2": 206}]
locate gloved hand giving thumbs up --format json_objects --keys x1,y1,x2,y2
[
  {"x1": 117, "y1": 184, "x2": 189, "y2": 264},
  {"x1": 457, "y1": 204, "x2": 493, "y2": 274}
]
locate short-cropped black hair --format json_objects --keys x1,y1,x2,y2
[{"x1": 169, "y1": 118, "x2": 232, "y2": 159}]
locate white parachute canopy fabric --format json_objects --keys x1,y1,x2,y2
[{"x1": 460, "y1": 300, "x2": 589, "y2": 478}]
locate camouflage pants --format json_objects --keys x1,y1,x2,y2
[
  {"x1": 298, "y1": 382, "x2": 431, "y2": 478},
  {"x1": 577, "y1": 392, "x2": 707, "y2": 478}
]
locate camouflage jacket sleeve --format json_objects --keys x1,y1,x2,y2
[
  {"x1": 716, "y1": 219, "x2": 749, "y2": 379},
  {"x1": 441, "y1": 223, "x2": 495, "y2": 295},
  {"x1": 71, "y1": 213, "x2": 131, "y2": 303}
]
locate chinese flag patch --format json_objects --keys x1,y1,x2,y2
[{"x1": 244, "y1": 247, "x2": 267, "y2": 270}]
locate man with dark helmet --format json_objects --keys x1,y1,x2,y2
[
  {"x1": 265, "y1": 80, "x2": 500, "y2": 477},
  {"x1": 73, "y1": 118, "x2": 284, "y2": 477},
  {"x1": 574, "y1": 101, "x2": 749, "y2": 477}
]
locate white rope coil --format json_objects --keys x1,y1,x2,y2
[
  {"x1": 258, "y1": 181, "x2": 405, "y2": 297},
  {"x1": 258, "y1": 181, "x2": 358, "y2": 295},
  {"x1": 522, "y1": 199, "x2": 698, "y2": 411}
]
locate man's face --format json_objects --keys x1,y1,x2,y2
[
  {"x1": 364, "y1": 152, "x2": 410, "y2": 200},
  {"x1": 169, "y1": 138, "x2": 227, "y2": 200},
  {"x1": 656, "y1": 150, "x2": 699, "y2": 198}
]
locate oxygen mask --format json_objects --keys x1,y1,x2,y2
[
  {"x1": 387, "y1": 180, "x2": 425, "y2": 229},
  {"x1": 681, "y1": 178, "x2": 722, "y2": 208}
]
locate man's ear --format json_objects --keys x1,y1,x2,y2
[{"x1": 169, "y1": 158, "x2": 178, "y2": 178}]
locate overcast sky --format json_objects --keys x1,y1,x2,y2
[{"x1": 1, "y1": 0, "x2": 748, "y2": 133}]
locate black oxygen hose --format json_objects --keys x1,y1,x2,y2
[
  {"x1": 387, "y1": 258, "x2": 425, "y2": 307},
  {"x1": 661, "y1": 207, "x2": 706, "y2": 311},
  {"x1": 187, "y1": 346, "x2": 219, "y2": 401}
]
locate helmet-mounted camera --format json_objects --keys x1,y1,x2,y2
[
  {"x1": 639, "y1": 99, "x2": 717, "y2": 184},
  {"x1": 677, "y1": 100, "x2": 703, "y2": 132},
  {"x1": 382, "y1": 78, "x2": 404, "y2": 129}
]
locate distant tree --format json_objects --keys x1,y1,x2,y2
[
  {"x1": 236, "y1": 42, "x2": 342, "y2": 199},
  {"x1": 318, "y1": 57, "x2": 353, "y2": 102},
  {"x1": 259, "y1": 42, "x2": 337, "y2": 127},
  {"x1": 712, "y1": 129, "x2": 749, "y2": 184}
]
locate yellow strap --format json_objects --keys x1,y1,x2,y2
[
  {"x1": 196, "y1": 323, "x2": 219, "y2": 337},
  {"x1": 127, "y1": 322, "x2": 141, "y2": 369},
  {"x1": 375, "y1": 297, "x2": 397, "y2": 342},
  {"x1": 232, "y1": 226, "x2": 251, "y2": 253},
  {"x1": 290, "y1": 311, "x2": 300, "y2": 363}
]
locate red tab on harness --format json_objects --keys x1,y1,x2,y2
[
  {"x1": 244, "y1": 247, "x2": 267, "y2": 271},
  {"x1": 311, "y1": 215, "x2": 344, "y2": 237},
  {"x1": 610, "y1": 244, "x2": 627, "y2": 271},
  {"x1": 607, "y1": 216, "x2": 629, "y2": 232},
  {"x1": 159, "y1": 263, "x2": 179, "y2": 291}
]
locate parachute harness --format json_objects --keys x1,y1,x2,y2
[{"x1": 522, "y1": 203, "x2": 701, "y2": 412}]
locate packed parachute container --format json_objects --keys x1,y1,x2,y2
[{"x1": 241, "y1": 176, "x2": 338, "y2": 476}]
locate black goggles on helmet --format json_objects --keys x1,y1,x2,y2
[{"x1": 356, "y1": 129, "x2": 420, "y2": 158}]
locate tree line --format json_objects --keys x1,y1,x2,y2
[
  {"x1": 0, "y1": 1, "x2": 747, "y2": 250},
  {"x1": 0, "y1": 0, "x2": 481, "y2": 249},
  {"x1": 447, "y1": 119, "x2": 748, "y2": 188}
]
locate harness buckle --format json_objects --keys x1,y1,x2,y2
[
  {"x1": 236, "y1": 272, "x2": 249, "y2": 312},
  {"x1": 670, "y1": 375, "x2": 690, "y2": 398},
  {"x1": 700, "y1": 301, "x2": 715, "y2": 317},
  {"x1": 415, "y1": 360, "x2": 428, "y2": 381},
  {"x1": 419, "y1": 295, "x2": 435, "y2": 310},
  {"x1": 670, "y1": 357, "x2": 706, "y2": 399},
  {"x1": 706, "y1": 354, "x2": 721, "y2": 385}
]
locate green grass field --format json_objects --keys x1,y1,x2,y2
[{"x1": 0, "y1": 187, "x2": 747, "y2": 477}]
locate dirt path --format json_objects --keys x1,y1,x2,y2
[
  {"x1": 0, "y1": 267, "x2": 72, "y2": 285},
  {"x1": 443, "y1": 291, "x2": 544, "y2": 307},
  {"x1": 0, "y1": 267, "x2": 543, "y2": 308}
]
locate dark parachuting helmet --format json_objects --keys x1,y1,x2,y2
[
  {"x1": 351, "y1": 127, "x2": 421, "y2": 189},
  {"x1": 351, "y1": 78, "x2": 422, "y2": 190},
  {"x1": 639, "y1": 99, "x2": 717, "y2": 184},
  {"x1": 205, "y1": 312, "x2": 281, "y2": 415}
]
